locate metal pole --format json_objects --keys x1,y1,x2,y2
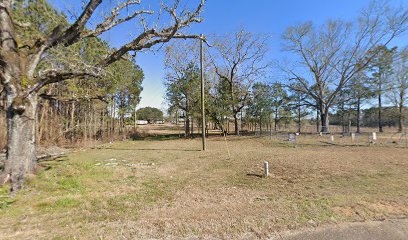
[{"x1": 200, "y1": 35, "x2": 206, "y2": 151}]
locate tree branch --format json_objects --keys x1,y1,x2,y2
[{"x1": 28, "y1": 70, "x2": 100, "y2": 95}]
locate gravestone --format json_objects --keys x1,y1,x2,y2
[
  {"x1": 264, "y1": 161, "x2": 269, "y2": 177},
  {"x1": 370, "y1": 132, "x2": 377, "y2": 144},
  {"x1": 288, "y1": 133, "x2": 296, "y2": 143}
]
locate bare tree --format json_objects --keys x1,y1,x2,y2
[
  {"x1": 0, "y1": 0, "x2": 206, "y2": 191},
  {"x1": 210, "y1": 29, "x2": 270, "y2": 135},
  {"x1": 281, "y1": 1, "x2": 408, "y2": 132},
  {"x1": 164, "y1": 40, "x2": 202, "y2": 137}
]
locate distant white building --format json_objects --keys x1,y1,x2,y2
[{"x1": 136, "y1": 120, "x2": 148, "y2": 125}]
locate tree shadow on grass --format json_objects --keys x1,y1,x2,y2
[
  {"x1": 100, "y1": 147, "x2": 201, "y2": 152},
  {"x1": 246, "y1": 173, "x2": 264, "y2": 178},
  {"x1": 38, "y1": 156, "x2": 68, "y2": 171},
  {"x1": 130, "y1": 134, "x2": 182, "y2": 141}
]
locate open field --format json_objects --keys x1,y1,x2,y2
[{"x1": 1, "y1": 126, "x2": 408, "y2": 239}]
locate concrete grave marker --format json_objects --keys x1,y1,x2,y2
[
  {"x1": 370, "y1": 132, "x2": 377, "y2": 144},
  {"x1": 264, "y1": 161, "x2": 269, "y2": 177},
  {"x1": 288, "y1": 133, "x2": 296, "y2": 142}
]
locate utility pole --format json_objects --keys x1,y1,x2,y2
[{"x1": 200, "y1": 34, "x2": 206, "y2": 151}]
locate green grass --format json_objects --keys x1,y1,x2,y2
[
  {"x1": 0, "y1": 136, "x2": 407, "y2": 239},
  {"x1": 0, "y1": 186, "x2": 15, "y2": 209}
]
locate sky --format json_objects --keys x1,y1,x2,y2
[{"x1": 49, "y1": 0, "x2": 407, "y2": 111}]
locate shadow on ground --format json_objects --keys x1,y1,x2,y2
[
  {"x1": 130, "y1": 134, "x2": 182, "y2": 141},
  {"x1": 100, "y1": 147, "x2": 200, "y2": 152}
]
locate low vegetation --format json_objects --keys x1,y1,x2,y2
[{"x1": 1, "y1": 126, "x2": 407, "y2": 239}]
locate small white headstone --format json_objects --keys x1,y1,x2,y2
[
  {"x1": 330, "y1": 135, "x2": 334, "y2": 143},
  {"x1": 289, "y1": 134, "x2": 296, "y2": 142},
  {"x1": 264, "y1": 161, "x2": 269, "y2": 177},
  {"x1": 372, "y1": 132, "x2": 377, "y2": 141},
  {"x1": 351, "y1": 133, "x2": 356, "y2": 142}
]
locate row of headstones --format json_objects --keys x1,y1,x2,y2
[
  {"x1": 327, "y1": 132, "x2": 377, "y2": 144},
  {"x1": 264, "y1": 132, "x2": 379, "y2": 177},
  {"x1": 287, "y1": 132, "x2": 378, "y2": 143}
]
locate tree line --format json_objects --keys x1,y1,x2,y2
[
  {"x1": 164, "y1": 1, "x2": 408, "y2": 136},
  {"x1": 0, "y1": 1, "x2": 144, "y2": 144}
]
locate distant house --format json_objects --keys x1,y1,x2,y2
[{"x1": 136, "y1": 120, "x2": 148, "y2": 125}]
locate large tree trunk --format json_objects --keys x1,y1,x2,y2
[
  {"x1": 398, "y1": 100, "x2": 404, "y2": 133},
  {"x1": 234, "y1": 112, "x2": 240, "y2": 135},
  {"x1": 340, "y1": 95, "x2": 345, "y2": 133},
  {"x1": 0, "y1": 3, "x2": 38, "y2": 191},
  {"x1": 297, "y1": 106, "x2": 301, "y2": 133},
  {"x1": 1, "y1": 95, "x2": 38, "y2": 191},
  {"x1": 320, "y1": 107, "x2": 330, "y2": 133},
  {"x1": 185, "y1": 113, "x2": 190, "y2": 137},
  {"x1": 378, "y1": 93, "x2": 383, "y2": 133},
  {"x1": 191, "y1": 116, "x2": 194, "y2": 137},
  {"x1": 356, "y1": 97, "x2": 361, "y2": 133},
  {"x1": 378, "y1": 81, "x2": 383, "y2": 133},
  {"x1": 240, "y1": 111, "x2": 244, "y2": 132}
]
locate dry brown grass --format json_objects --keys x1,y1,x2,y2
[{"x1": 0, "y1": 126, "x2": 407, "y2": 239}]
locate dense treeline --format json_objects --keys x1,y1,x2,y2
[
  {"x1": 164, "y1": 2, "x2": 408, "y2": 135},
  {"x1": 331, "y1": 107, "x2": 408, "y2": 129},
  {"x1": 165, "y1": 41, "x2": 408, "y2": 135},
  {"x1": 0, "y1": 1, "x2": 144, "y2": 150},
  {"x1": 165, "y1": 43, "x2": 408, "y2": 135}
]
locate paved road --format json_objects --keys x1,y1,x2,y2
[{"x1": 270, "y1": 219, "x2": 408, "y2": 240}]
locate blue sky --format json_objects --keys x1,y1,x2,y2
[{"x1": 49, "y1": 0, "x2": 407, "y2": 110}]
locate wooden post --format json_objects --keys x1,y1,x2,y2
[
  {"x1": 200, "y1": 35, "x2": 206, "y2": 151},
  {"x1": 264, "y1": 161, "x2": 269, "y2": 177}
]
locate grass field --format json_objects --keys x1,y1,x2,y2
[{"x1": 0, "y1": 126, "x2": 407, "y2": 239}]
